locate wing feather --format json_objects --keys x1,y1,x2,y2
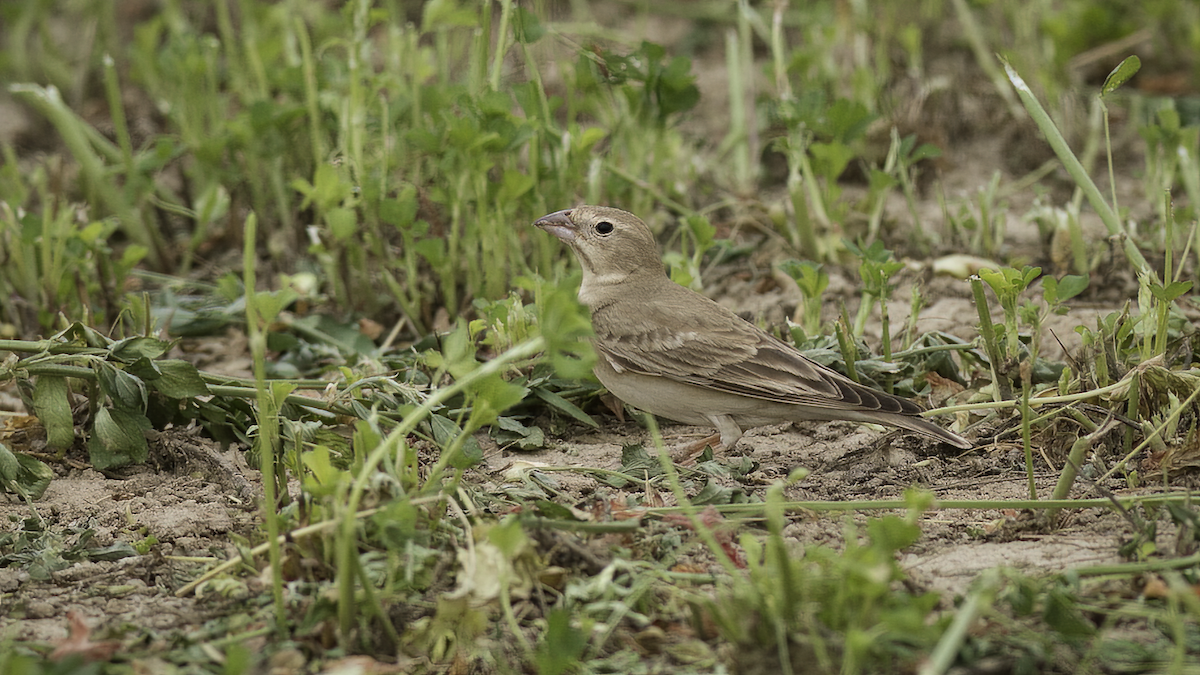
[{"x1": 591, "y1": 284, "x2": 919, "y2": 416}]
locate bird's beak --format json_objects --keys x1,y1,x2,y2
[{"x1": 534, "y1": 209, "x2": 576, "y2": 243}]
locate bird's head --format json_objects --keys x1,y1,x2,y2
[{"x1": 534, "y1": 206, "x2": 664, "y2": 282}]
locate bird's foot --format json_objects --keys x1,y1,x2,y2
[{"x1": 671, "y1": 432, "x2": 723, "y2": 464}]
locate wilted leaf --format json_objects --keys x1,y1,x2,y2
[
  {"x1": 49, "y1": 611, "x2": 120, "y2": 662},
  {"x1": 86, "y1": 542, "x2": 138, "y2": 562},
  {"x1": 619, "y1": 443, "x2": 661, "y2": 478},
  {"x1": 32, "y1": 376, "x2": 74, "y2": 450},
  {"x1": 692, "y1": 479, "x2": 745, "y2": 506},
  {"x1": 492, "y1": 416, "x2": 546, "y2": 450},
  {"x1": 89, "y1": 408, "x2": 152, "y2": 470},
  {"x1": 0, "y1": 443, "x2": 53, "y2": 499},
  {"x1": 14, "y1": 451, "x2": 54, "y2": 499},
  {"x1": 0, "y1": 443, "x2": 18, "y2": 482}
]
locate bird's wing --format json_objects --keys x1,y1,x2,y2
[{"x1": 592, "y1": 286, "x2": 916, "y2": 415}]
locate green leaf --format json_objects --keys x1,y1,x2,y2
[
  {"x1": 655, "y1": 55, "x2": 700, "y2": 119},
  {"x1": 125, "y1": 357, "x2": 163, "y2": 381},
  {"x1": 486, "y1": 516, "x2": 528, "y2": 558},
  {"x1": 289, "y1": 314, "x2": 378, "y2": 356},
  {"x1": 153, "y1": 360, "x2": 212, "y2": 398},
  {"x1": 909, "y1": 142, "x2": 942, "y2": 163},
  {"x1": 572, "y1": 127, "x2": 608, "y2": 154},
  {"x1": 824, "y1": 97, "x2": 875, "y2": 143},
  {"x1": 380, "y1": 185, "x2": 418, "y2": 228},
  {"x1": 512, "y1": 7, "x2": 545, "y2": 43},
  {"x1": 97, "y1": 362, "x2": 148, "y2": 412},
  {"x1": 535, "y1": 608, "x2": 587, "y2": 675},
  {"x1": 533, "y1": 500, "x2": 580, "y2": 520},
  {"x1": 109, "y1": 336, "x2": 171, "y2": 362},
  {"x1": 809, "y1": 140, "x2": 856, "y2": 181},
  {"x1": 414, "y1": 237, "x2": 446, "y2": 268},
  {"x1": 89, "y1": 407, "x2": 152, "y2": 470},
  {"x1": 468, "y1": 376, "x2": 530, "y2": 428},
  {"x1": 532, "y1": 387, "x2": 598, "y2": 428},
  {"x1": 32, "y1": 376, "x2": 74, "y2": 450},
  {"x1": 421, "y1": 0, "x2": 478, "y2": 30},
  {"x1": 327, "y1": 206, "x2": 357, "y2": 241},
  {"x1": 301, "y1": 445, "x2": 343, "y2": 497},
  {"x1": 1056, "y1": 274, "x2": 1089, "y2": 303},
  {"x1": 1042, "y1": 587, "x2": 1096, "y2": 638},
  {"x1": 498, "y1": 169, "x2": 536, "y2": 203},
  {"x1": 249, "y1": 288, "x2": 299, "y2": 324},
  {"x1": 979, "y1": 265, "x2": 1041, "y2": 299},
  {"x1": 429, "y1": 414, "x2": 483, "y2": 469},
  {"x1": 1101, "y1": 56, "x2": 1141, "y2": 98},
  {"x1": 868, "y1": 168, "x2": 898, "y2": 192},
  {"x1": 426, "y1": 322, "x2": 478, "y2": 379},
  {"x1": 535, "y1": 277, "x2": 595, "y2": 380},
  {"x1": 867, "y1": 515, "x2": 922, "y2": 551},
  {"x1": 778, "y1": 259, "x2": 829, "y2": 298},
  {"x1": 309, "y1": 162, "x2": 355, "y2": 212},
  {"x1": 1150, "y1": 280, "x2": 1193, "y2": 303},
  {"x1": 684, "y1": 214, "x2": 715, "y2": 249}
]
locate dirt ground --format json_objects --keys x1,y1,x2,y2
[
  {"x1": 1, "y1": 289, "x2": 1179, "y2": 651},
  {"x1": 0, "y1": 413, "x2": 1173, "y2": 648}
]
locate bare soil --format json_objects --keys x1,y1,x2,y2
[{"x1": 2, "y1": 306, "x2": 1178, "y2": 654}]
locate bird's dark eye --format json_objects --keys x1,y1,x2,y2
[{"x1": 595, "y1": 221, "x2": 614, "y2": 235}]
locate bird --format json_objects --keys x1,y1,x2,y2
[{"x1": 534, "y1": 205, "x2": 973, "y2": 451}]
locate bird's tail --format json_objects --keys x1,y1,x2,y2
[
  {"x1": 889, "y1": 414, "x2": 973, "y2": 448},
  {"x1": 838, "y1": 410, "x2": 972, "y2": 448}
]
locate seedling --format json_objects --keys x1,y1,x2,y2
[
  {"x1": 865, "y1": 129, "x2": 941, "y2": 246},
  {"x1": 844, "y1": 240, "x2": 903, "y2": 380},
  {"x1": 778, "y1": 259, "x2": 829, "y2": 337}
]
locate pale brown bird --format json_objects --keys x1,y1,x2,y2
[{"x1": 534, "y1": 205, "x2": 972, "y2": 451}]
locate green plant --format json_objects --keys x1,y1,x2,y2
[
  {"x1": 865, "y1": 130, "x2": 941, "y2": 246},
  {"x1": 770, "y1": 93, "x2": 877, "y2": 259},
  {"x1": 845, "y1": 240, "x2": 903, "y2": 356},
  {"x1": 0, "y1": 189, "x2": 146, "y2": 334},
  {"x1": 698, "y1": 489, "x2": 946, "y2": 675},
  {"x1": 778, "y1": 259, "x2": 829, "y2": 338},
  {"x1": 1005, "y1": 58, "x2": 1156, "y2": 283},
  {"x1": 946, "y1": 170, "x2": 1006, "y2": 258}
]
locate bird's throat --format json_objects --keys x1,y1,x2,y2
[{"x1": 578, "y1": 269, "x2": 637, "y2": 307}]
